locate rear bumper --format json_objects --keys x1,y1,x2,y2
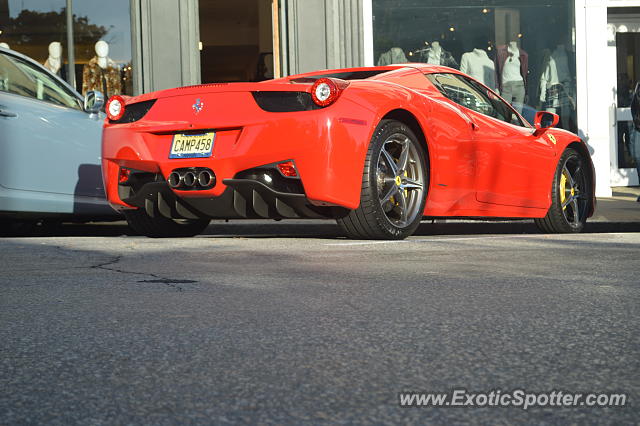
[
  {"x1": 102, "y1": 95, "x2": 376, "y2": 213},
  {"x1": 117, "y1": 169, "x2": 346, "y2": 220}
]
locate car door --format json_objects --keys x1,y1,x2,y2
[
  {"x1": 0, "y1": 51, "x2": 105, "y2": 202},
  {"x1": 427, "y1": 73, "x2": 555, "y2": 208}
]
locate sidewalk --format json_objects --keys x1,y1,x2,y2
[{"x1": 593, "y1": 187, "x2": 640, "y2": 223}]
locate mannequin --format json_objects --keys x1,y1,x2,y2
[
  {"x1": 495, "y1": 40, "x2": 528, "y2": 112},
  {"x1": 418, "y1": 41, "x2": 458, "y2": 69},
  {"x1": 377, "y1": 47, "x2": 408, "y2": 66},
  {"x1": 44, "y1": 42, "x2": 62, "y2": 75},
  {"x1": 539, "y1": 44, "x2": 575, "y2": 127},
  {"x1": 82, "y1": 40, "x2": 122, "y2": 97},
  {"x1": 460, "y1": 48, "x2": 497, "y2": 91},
  {"x1": 427, "y1": 41, "x2": 442, "y2": 65}
]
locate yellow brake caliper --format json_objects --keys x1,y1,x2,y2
[
  {"x1": 560, "y1": 171, "x2": 568, "y2": 209},
  {"x1": 403, "y1": 171, "x2": 408, "y2": 197}
]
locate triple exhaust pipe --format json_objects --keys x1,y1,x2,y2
[{"x1": 168, "y1": 168, "x2": 216, "y2": 190}]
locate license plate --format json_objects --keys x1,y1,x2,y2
[{"x1": 169, "y1": 132, "x2": 216, "y2": 159}]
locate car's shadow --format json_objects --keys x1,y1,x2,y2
[{"x1": 1, "y1": 219, "x2": 639, "y2": 238}]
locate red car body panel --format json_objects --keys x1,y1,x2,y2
[{"x1": 102, "y1": 64, "x2": 595, "y2": 220}]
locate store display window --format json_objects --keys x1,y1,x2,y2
[
  {"x1": 0, "y1": 0, "x2": 133, "y2": 96},
  {"x1": 372, "y1": 0, "x2": 577, "y2": 132}
]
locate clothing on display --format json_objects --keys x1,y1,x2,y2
[
  {"x1": 377, "y1": 47, "x2": 408, "y2": 66},
  {"x1": 631, "y1": 83, "x2": 640, "y2": 186},
  {"x1": 460, "y1": 49, "x2": 497, "y2": 91},
  {"x1": 539, "y1": 45, "x2": 576, "y2": 129},
  {"x1": 631, "y1": 82, "x2": 640, "y2": 132},
  {"x1": 82, "y1": 56, "x2": 121, "y2": 97},
  {"x1": 539, "y1": 46, "x2": 573, "y2": 103},
  {"x1": 501, "y1": 81, "x2": 525, "y2": 113},
  {"x1": 417, "y1": 42, "x2": 458, "y2": 69},
  {"x1": 43, "y1": 41, "x2": 67, "y2": 80}
]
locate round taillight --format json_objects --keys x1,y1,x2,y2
[
  {"x1": 311, "y1": 78, "x2": 345, "y2": 107},
  {"x1": 106, "y1": 95, "x2": 125, "y2": 121}
]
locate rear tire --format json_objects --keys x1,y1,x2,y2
[
  {"x1": 535, "y1": 148, "x2": 591, "y2": 233},
  {"x1": 123, "y1": 209, "x2": 210, "y2": 238},
  {"x1": 337, "y1": 119, "x2": 429, "y2": 240}
]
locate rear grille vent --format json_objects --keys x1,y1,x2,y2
[
  {"x1": 178, "y1": 83, "x2": 229, "y2": 90},
  {"x1": 109, "y1": 100, "x2": 156, "y2": 124},
  {"x1": 252, "y1": 91, "x2": 321, "y2": 112}
]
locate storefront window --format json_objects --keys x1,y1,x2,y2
[
  {"x1": 613, "y1": 28, "x2": 640, "y2": 170},
  {"x1": 373, "y1": 0, "x2": 577, "y2": 132},
  {"x1": 198, "y1": 0, "x2": 275, "y2": 83},
  {"x1": 73, "y1": 0, "x2": 133, "y2": 97},
  {"x1": 0, "y1": 1, "x2": 67, "y2": 69},
  {"x1": 0, "y1": 0, "x2": 133, "y2": 97}
]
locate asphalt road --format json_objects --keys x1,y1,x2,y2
[{"x1": 1, "y1": 221, "x2": 639, "y2": 424}]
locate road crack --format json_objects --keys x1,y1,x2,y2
[{"x1": 90, "y1": 255, "x2": 192, "y2": 292}]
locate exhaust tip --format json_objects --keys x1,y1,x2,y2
[
  {"x1": 183, "y1": 171, "x2": 196, "y2": 187},
  {"x1": 198, "y1": 170, "x2": 215, "y2": 187},
  {"x1": 167, "y1": 172, "x2": 182, "y2": 188}
]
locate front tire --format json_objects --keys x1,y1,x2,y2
[
  {"x1": 535, "y1": 148, "x2": 591, "y2": 233},
  {"x1": 124, "y1": 209, "x2": 210, "y2": 238},
  {"x1": 337, "y1": 119, "x2": 429, "y2": 240}
]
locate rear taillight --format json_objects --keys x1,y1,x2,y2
[
  {"x1": 310, "y1": 78, "x2": 348, "y2": 107},
  {"x1": 106, "y1": 95, "x2": 126, "y2": 121}
]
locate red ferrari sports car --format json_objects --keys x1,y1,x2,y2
[{"x1": 102, "y1": 64, "x2": 595, "y2": 239}]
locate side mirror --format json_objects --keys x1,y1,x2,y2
[
  {"x1": 533, "y1": 111, "x2": 559, "y2": 136},
  {"x1": 84, "y1": 90, "x2": 105, "y2": 114}
]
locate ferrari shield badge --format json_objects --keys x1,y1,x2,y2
[
  {"x1": 547, "y1": 134, "x2": 557, "y2": 145},
  {"x1": 192, "y1": 98, "x2": 204, "y2": 114}
]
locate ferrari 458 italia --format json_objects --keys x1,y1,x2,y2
[{"x1": 102, "y1": 64, "x2": 595, "y2": 239}]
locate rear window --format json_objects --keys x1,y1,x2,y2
[{"x1": 289, "y1": 70, "x2": 391, "y2": 83}]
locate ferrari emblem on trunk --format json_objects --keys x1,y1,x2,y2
[{"x1": 192, "y1": 98, "x2": 204, "y2": 114}]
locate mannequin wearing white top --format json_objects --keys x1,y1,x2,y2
[
  {"x1": 499, "y1": 41, "x2": 526, "y2": 112},
  {"x1": 460, "y1": 48, "x2": 496, "y2": 91},
  {"x1": 427, "y1": 41, "x2": 442, "y2": 65},
  {"x1": 44, "y1": 42, "x2": 62, "y2": 74},
  {"x1": 540, "y1": 44, "x2": 575, "y2": 119},
  {"x1": 502, "y1": 41, "x2": 523, "y2": 84}
]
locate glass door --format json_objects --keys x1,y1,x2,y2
[{"x1": 609, "y1": 8, "x2": 640, "y2": 186}]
